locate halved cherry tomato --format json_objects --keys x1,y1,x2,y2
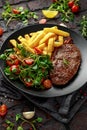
[
  {"x1": 6, "y1": 59, "x2": 20, "y2": 66},
  {"x1": 43, "y1": 79, "x2": 52, "y2": 89},
  {"x1": 71, "y1": 4, "x2": 79, "y2": 13},
  {"x1": 0, "y1": 27, "x2": 4, "y2": 36},
  {"x1": 34, "y1": 47, "x2": 42, "y2": 55},
  {"x1": 10, "y1": 65, "x2": 20, "y2": 74},
  {"x1": 68, "y1": 1, "x2": 74, "y2": 8},
  {"x1": 0, "y1": 104, "x2": 7, "y2": 116},
  {"x1": 24, "y1": 58, "x2": 34, "y2": 65},
  {"x1": 12, "y1": 9, "x2": 21, "y2": 14},
  {"x1": 24, "y1": 81, "x2": 32, "y2": 87}
]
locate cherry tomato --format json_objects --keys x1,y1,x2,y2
[
  {"x1": 34, "y1": 47, "x2": 42, "y2": 55},
  {"x1": 24, "y1": 58, "x2": 34, "y2": 65},
  {"x1": 43, "y1": 79, "x2": 52, "y2": 89},
  {"x1": 0, "y1": 27, "x2": 4, "y2": 36},
  {"x1": 71, "y1": 4, "x2": 79, "y2": 13},
  {"x1": 12, "y1": 9, "x2": 20, "y2": 14},
  {"x1": 10, "y1": 65, "x2": 20, "y2": 74},
  {"x1": 68, "y1": 1, "x2": 74, "y2": 8},
  {"x1": 24, "y1": 81, "x2": 32, "y2": 87},
  {"x1": 0, "y1": 104, "x2": 7, "y2": 116},
  {"x1": 6, "y1": 59, "x2": 20, "y2": 66}
]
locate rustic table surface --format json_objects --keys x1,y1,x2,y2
[{"x1": 0, "y1": 0, "x2": 87, "y2": 130}]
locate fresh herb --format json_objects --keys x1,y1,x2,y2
[
  {"x1": 49, "y1": 0, "x2": 74, "y2": 22},
  {"x1": 2, "y1": 2, "x2": 38, "y2": 26},
  {"x1": 79, "y1": 15, "x2": 87, "y2": 38},
  {"x1": 5, "y1": 114, "x2": 43, "y2": 130},
  {"x1": 5, "y1": 119, "x2": 14, "y2": 130},
  {"x1": 63, "y1": 58, "x2": 69, "y2": 66}
]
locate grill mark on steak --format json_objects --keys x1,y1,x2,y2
[{"x1": 50, "y1": 42, "x2": 81, "y2": 86}]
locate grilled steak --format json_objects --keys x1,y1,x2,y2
[{"x1": 50, "y1": 41, "x2": 81, "y2": 85}]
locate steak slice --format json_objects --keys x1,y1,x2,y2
[{"x1": 50, "y1": 43, "x2": 81, "y2": 85}]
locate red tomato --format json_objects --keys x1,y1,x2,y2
[
  {"x1": 6, "y1": 59, "x2": 20, "y2": 66},
  {"x1": 68, "y1": 1, "x2": 74, "y2": 8},
  {"x1": 12, "y1": 9, "x2": 20, "y2": 14},
  {"x1": 43, "y1": 79, "x2": 52, "y2": 89},
  {"x1": 0, "y1": 104, "x2": 7, "y2": 116},
  {"x1": 71, "y1": 4, "x2": 79, "y2": 13},
  {"x1": 24, "y1": 58, "x2": 34, "y2": 65},
  {"x1": 0, "y1": 27, "x2": 4, "y2": 36},
  {"x1": 24, "y1": 81, "x2": 32, "y2": 87},
  {"x1": 10, "y1": 65, "x2": 20, "y2": 74},
  {"x1": 34, "y1": 47, "x2": 42, "y2": 55}
]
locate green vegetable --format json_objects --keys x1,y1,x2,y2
[
  {"x1": 79, "y1": 15, "x2": 87, "y2": 38},
  {"x1": 5, "y1": 114, "x2": 43, "y2": 130},
  {"x1": 2, "y1": 2, "x2": 38, "y2": 26},
  {"x1": 0, "y1": 49, "x2": 53, "y2": 90},
  {"x1": 49, "y1": 0, "x2": 74, "y2": 22},
  {"x1": 63, "y1": 58, "x2": 69, "y2": 66}
]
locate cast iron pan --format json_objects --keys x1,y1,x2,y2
[{"x1": 0, "y1": 24, "x2": 87, "y2": 97}]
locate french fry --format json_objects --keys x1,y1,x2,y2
[
  {"x1": 59, "y1": 35, "x2": 63, "y2": 43},
  {"x1": 29, "y1": 31, "x2": 46, "y2": 47},
  {"x1": 54, "y1": 36, "x2": 63, "y2": 47},
  {"x1": 37, "y1": 43, "x2": 46, "y2": 50},
  {"x1": 39, "y1": 32, "x2": 55, "y2": 44},
  {"x1": 44, "y1": 28, "x2": 70, "y2": 37},
  {"x1": 29, "y1": 30, "x2": 42, "y2": 36},
  {"x1": 10, "y1": 39, "x2": 17, "y2": 47},
  {"x1": 47, "y1": 38, "x2": 54, "y2": 53},
  {"x1": 9, "y1": 26, "x2": 71, "y2": 57},
  {"x1": 43, "y1": 46, "x2": 48, "y2": 55},
  {"x1": 18, "y1": 36, "x2": 30, "y2": 45},
  {"x1": 54, "y1": 41, "x2": 63, "y2": 47},
  {"x1": 21, "y1": 41, "x2": 35, "y2": 53},
  {"x1": 24, "y1": 34, "x2": 30, "y2": 40}
]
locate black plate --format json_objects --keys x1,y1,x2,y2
[{"x1": 0, "y1": 24, "x2": 87, "y2": 97}]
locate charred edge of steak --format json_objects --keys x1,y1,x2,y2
[{"x1": 50, "y1": 37, "x2": 81, "y2": 86}]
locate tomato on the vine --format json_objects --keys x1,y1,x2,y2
[
  {"x1": 0, "y1": 104, "x2": 7, "y2": 116},
  {"x1": 68, "y1": 1, "x2": 74, "y2": 8},
  {"x1": 71, "y1": 4, "x2": 79, "y2": 13}
]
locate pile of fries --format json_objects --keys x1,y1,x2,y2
[{"x1": 10, "y1": 26, "x2": 70, "y2": 57}]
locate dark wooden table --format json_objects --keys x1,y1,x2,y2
[{"x1": 0, "y1": 0, "x2": 87, "y2": 130}]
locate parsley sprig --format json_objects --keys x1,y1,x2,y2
[{"x1": 2, "y1": 2, "x2": 38, "y2": 26}]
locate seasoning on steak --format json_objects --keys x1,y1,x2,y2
[{"x1": 50, "y1": 41, "x2": 81, "y2": 85}]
